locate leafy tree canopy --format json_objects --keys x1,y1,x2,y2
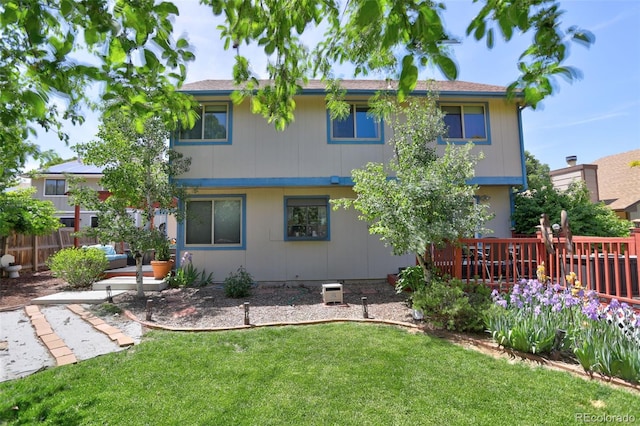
[
  {"x1": 512, "y1": 152, "x2": 631, "y2": 236},
  {"x1": 0, "y1": 187, "x2": 61, "y2": 239},
  {"x1": 1, "y1": 0, "x2": 197, "y2": 190},
  {"x1": 71, "y1": 111, "x2": 191, "y2": 296},
  {"x1": 333, "y1": 91, "x2": 491, "y2": 282},
  {"x1": 209, "y1": 0, "x2": 594, "y2": 128}
]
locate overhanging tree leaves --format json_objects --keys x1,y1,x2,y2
[
  {"x1": 332, "y1": 92, "x2": 491, "y2": 284},
  {"x1": 0, "y1": 0, "x2": 196, "y2": 190},
  {"x1": 71, "y1": 111, "x2": 191, "y2": 297},
  {"x1": 205, "y1": 0, "x2": 595, "y2": 128}
]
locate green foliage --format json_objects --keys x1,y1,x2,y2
[
  {"x1": 71, "y1": 112, "x2": 191, "y2": 297},
  {"x1": 47, "y1": 247, "x2": 108, "y2": 289},
  {"x1": 1, "y1": 0, "x2": 196, "y2": 191},
  {"x1": 395, "y1": 265, "x2": 426, "y2": 294},
  {"x1": 487, "y1": 280, "x2": 640, "y2": 383},
  {"x1": 207, "y1": 0, "x2": 594, "y2": 128},
  {"x1": 513, "y1": 151, "x2": 632, "y2": 236},
  {"x1": 0, "y1": 188, "x2": 61, "y2": 238},
  {"x1": 333, "y1": 94, "x2": 491, "y2": 282},
  {"x1": 411, "y1": 277, "x2": 492, "y2": 332},
  {"x1": 223, "y1": 266, "x2": 254, "y2": 298},
  {"x1": 166, "y1": 264, "x2": 214, "y2": 288},
  {"x1": 154, "y1": 234, "x2": 171, "y2": 261}
]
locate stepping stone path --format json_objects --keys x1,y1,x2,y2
[
  {"x1": 1, "y1": 304, "x2": 139, "y2": 381},
  {"x1": 24, "y1": 304, "x2": 135, "y2": 367}
]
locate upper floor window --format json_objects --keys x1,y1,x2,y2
[
  {"x1": 441, "y1": 104, "x2": 488, "y2": 141},
  {"x1": 44, "y1": 179, "x2": 66, "y2": 196},
  {"x1": 185, "y1": 196, "x2": 244, "y2": 248},
  {"x1": 285, "y1": 197, "x2": 329, "y2": 241},
  {"x1": 328, "y1": 104, "x2": 383, "y2": 144},
  {"x1": 178, "y1": 103, "x2": 231, "y2": 144}
]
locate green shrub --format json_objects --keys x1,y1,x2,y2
[
  {"x1": 166, "y1": 263, "x2": 214, "y2": 288},
  {"x1": 47, "y1": 247, "x2": 108, "y2": 288},
  {"x1": 412, "y1": 277, "x2": 491, "y2": 332},
  {"x1": 223, "y1": 266, "x2": 254, "y2": 298}
]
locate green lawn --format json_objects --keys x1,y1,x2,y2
[{"x1": 1, "y1": 323, "x2": 638, "y2": 425}]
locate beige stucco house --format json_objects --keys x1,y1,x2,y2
[{"x1": 171, "y1": 80, "x2": 527, "y2": 283}]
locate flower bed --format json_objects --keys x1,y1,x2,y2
[{"x1": 485, "y1": 265, "x2": 640, "y2": 384}]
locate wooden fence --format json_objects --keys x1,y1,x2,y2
[
  {"x1": 433, "y1": 229, "x2": 640, "y2": 307},
  {"x1": 1, "y1": 228, "x2": 98, "y2": 271}
]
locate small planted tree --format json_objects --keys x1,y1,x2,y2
[
  {"x1": 0, "y1": 188, "x2": 61, "y2": 254},
  {"x1": 72, "y1": 111, "x2": 190, "y2": 297},
  {"x1": 333, "y1": 90, "x2": 491, "y2": 286}
]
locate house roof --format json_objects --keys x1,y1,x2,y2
[
  {"x1": 37, "y1": 159, "x2": 103, "y2": 175},
  {"x1": 593, "y1": 149, "x2": 640, "y2": 211},
  {"x1": 180, "y1": 79, "x2": 510, "y2": 96}
]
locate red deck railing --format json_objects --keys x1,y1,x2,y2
[{"x1": 433, "y1": 229, "x2": 640, "y2": 307}]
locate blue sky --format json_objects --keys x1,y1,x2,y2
[{"x1": 31, "y1": 0, "x2": 640, "y2": 172}]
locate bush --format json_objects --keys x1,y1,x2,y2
[
  {"x1": 223, "y1": 266, "x2": 254, "y2": 298},
  {"x1": 47, "y1": 247, "x2": 108, "y2": 289},
  {"x1": 166, "y1": 263, "x2": 214, "y2": 288},
  {"x1": 411, "y1": 277, "x2": 492, "y2": 332}
]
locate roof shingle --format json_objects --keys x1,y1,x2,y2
[
  {"x1": 180, "y1": 79, "x2": 509, "y2": 94},
  {"x1": 594, "y1": 149, "x2": 640, "y2": 210}
]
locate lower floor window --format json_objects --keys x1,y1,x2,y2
[
  {"x1": 59, "y1": 217, "x2": 74, "y2": 228},
  {"x1": 185, "y1": 197, "x2": 243, "y2": 246},
  {"x1": 285, "y1": 197, "x2": 329, "y2": 240}
]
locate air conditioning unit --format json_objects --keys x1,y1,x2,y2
[{"x1": 322, "y1": 283, "x2": 343, "y2": 304}]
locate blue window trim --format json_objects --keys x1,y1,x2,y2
[
  {"x1": 173, "y1": 101, "x2": 233, "y2": 146},
  {"x1": 437, "y1": 102, "x2": 491, "y2": 145},
  {"x1": 177, "y1": 194, "x2": 246, "y2": 251},
  {"x1": 326, "y1": 104, "x2": 384, "y2": 144},
  {"x1": 283, "y1": 196, "x2": 331, "y2": 241}
]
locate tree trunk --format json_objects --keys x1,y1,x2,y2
[
  {"x1": 416, "y1": 251, "x2": 432, "y2": 286},
  {"x1": 135, "y1": 251, "x2": 144, "y2": 298}
]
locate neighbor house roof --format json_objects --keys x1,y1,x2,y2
[
  {"x1": 37, "y1": 159, "x2": 103, "y2": 175},
  {"x1": 180, "y1": 79, "x2": 510, "y2": 96},
  {"x1": 594, "y1": 149, "x2": 640, "y2": 211}
]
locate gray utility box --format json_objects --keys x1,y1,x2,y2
[{"x1": 322, "y1": 283, "x2": 343, "y2": 304}]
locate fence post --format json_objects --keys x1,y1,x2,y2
[{"x1": 32, "y1": 234, "x2": 39, "y2": 272}]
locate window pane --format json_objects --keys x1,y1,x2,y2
[
  {"x1": 286, "y1": 198, "x2": 328, "y2": 239},
  {"x1": 180, "y1": 107, "x2": 203, "y2": 139},
  {"x1": 355, "y1": 106, "x2": 379, "y2": 138},
  {"x1": 463, "y1": 106, "x2": 486, "y2": 139},
  {"x1": 186, "y1": 201, "x2": 212, "y2": 244},
  {"x1": 60, "y1": 218, "x2": 74, "y2": 227},
  {"x1": 45, "y1": 179, "x2": 65, "y2": 195},
  {"x1": 442, "y1": 106, "x2": 462, "y2": 138},
  {"x1": 203, "y1": 105, "x2": 227, "y2": 139},
  {"x1": 214, "y1": 200, "x2": 241, "y2": 244},
  {"x1": 332, "y1": 111, "x2": 355, "y2": 138}
]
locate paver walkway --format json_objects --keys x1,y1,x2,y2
[{"x1": 1, "y1": 304, "x2": 141, "y2": 382}]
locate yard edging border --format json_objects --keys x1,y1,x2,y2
[{"x1": 123, "y1": 309, "x2": 640, "y2": 394}]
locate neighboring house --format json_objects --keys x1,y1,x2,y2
[
  {"x1": 550, "y1": 155, "x2": 599, "y2": 202},
  {"x1": 593, "y1": 149, "x2": 640, "y2": 222},
  {"x1": 28, "y1": 159, "x2": 104, "y2": 229},
  {"x1": 550, "y1": 150, "x2": 640, "y2": 223},
  {"x1": 171, "y1": 79, "x2": 527, "y2": 283},
  {"x1": 28, "y1": 159, "x2": 179, "y2": 237}
]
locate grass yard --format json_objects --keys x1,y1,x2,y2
[{"x1": 1, "y1": 323, "x2": 638, "y2": 425}]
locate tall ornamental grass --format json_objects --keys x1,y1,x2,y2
[{"x1": 486, "y1": 266, "x2": 640, "y2": 384}]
